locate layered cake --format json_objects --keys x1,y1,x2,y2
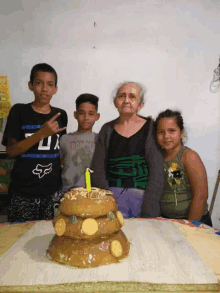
[{"x1": 47, "y1": 187, "x2": 130, "y2": 268}]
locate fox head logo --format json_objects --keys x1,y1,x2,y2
[{"x1": 32, "y1": 163, "x2": 52, "y2": 179}]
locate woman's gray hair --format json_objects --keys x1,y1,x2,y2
[{"x1": 112, "y1": 81, "x2": 147, "y2": 106}]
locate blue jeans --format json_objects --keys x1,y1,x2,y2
[{"x1": 109, "y1": 187, "x2": 145, "y2": 218}]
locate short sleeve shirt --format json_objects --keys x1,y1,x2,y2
[{"x1": 2, "y1": 103, "x2": 68, "y2": 197}]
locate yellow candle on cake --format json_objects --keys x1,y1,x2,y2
[{"x1": 85, "y1": 168, "x2": 93, "y2": 192}]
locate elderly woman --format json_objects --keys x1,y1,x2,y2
[{"x1": 91, "y1": 82, "x2": 164, "y2": 218}]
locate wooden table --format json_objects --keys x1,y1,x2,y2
[{"x1": 0, "y1": 218, "x2": 219, "y2": 293}]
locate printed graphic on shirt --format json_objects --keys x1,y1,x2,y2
[
  {"x1": 21, "y1": 130, "x2": 60, "y2": 158},
  {"x1": 70, "y1": 140, "x2": 95, "y2": 172},
  {"x1": 32, "y1": 163, "x2": 52, "y2": 178}
]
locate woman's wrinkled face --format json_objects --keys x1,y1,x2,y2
[{"x1": 114, "y1": 84, "x2": 143, "y2": 115}]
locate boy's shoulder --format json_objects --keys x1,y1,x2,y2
[
  {"x1": 61, "y1": 131, "x2": 97, "y2": 140},
  {"x1": 5, "y1": 103, "x2": 31, "y2": 121},
  {"x1": 11, "y1": 103, "x2": 30, "y2": 110},
  {"x1": 60, "y1": 132, "x2": 97, "y2": 148},
  {"x1": 50, "y1": 106, "x2": 67, "y2": 126},
  {"x1": 12, "y1": 103, "x2": 26, "y2": 106},
  {"x1": 50, "y1": 105, "x2": 67, "y2": 115},
  {"x1": 67, "y1": 131, "x2": 97, "y2": 137}
]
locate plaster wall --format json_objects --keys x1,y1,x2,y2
[{"x1": 1, "y1": 0, "x2": 220, "y2": 228}]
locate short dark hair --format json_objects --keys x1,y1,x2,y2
[
  {"x1": 155, "y1": 109, "x2": 184, "y2": 131},
  {"x1": 76, "y1": 94, "x2": 99, "y2": 111},
  {"x1": 30, "y1": 63, "x2": 58, "y2": 86}
]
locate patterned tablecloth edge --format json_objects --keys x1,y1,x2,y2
[
  {"x1": 0, "y1": 218, "x2": 219, "y2": 291},
  {"x1": 142, "y1": 217, "x2": 220, "y2": 235},
  {"x1": 0, "y1": 281, "x2": 219, "y2": 293}
]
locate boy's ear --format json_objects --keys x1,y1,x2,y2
[
  {"x1": 54, "y1": 86, "x2": 58, "y2": 94},
  {"x1": 96, "y1": 113, "x2": 100, "y2": 121},
  {"x1": 28, "y1": 81, "x2": 33, "y2": 91},
  {"x1": 74, "y1": 111, "x2": 78, "y2": 120}
]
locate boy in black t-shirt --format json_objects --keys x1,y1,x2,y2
[{"x1": 2, "y1": 63, "x2": 68, "y2": 222}]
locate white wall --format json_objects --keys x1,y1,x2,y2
[{"x1": 1, "y1": 0, "x2": 220, "y2": 228}]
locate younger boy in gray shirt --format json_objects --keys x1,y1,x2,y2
[{"x1": 60, "y1": 94, "x2": 100, "y2": 192}]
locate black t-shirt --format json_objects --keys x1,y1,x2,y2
[
  {"x1": 108, "y1": 121, "x2": 149, "y2": 159},
  {"x1": 2, "y1": 103, "x2": 68, "y2": 198},
  {"x1": 107, "y1": 119, "x2": 150, "y2": 188}
]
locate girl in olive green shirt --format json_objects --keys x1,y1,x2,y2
[{"x1": 155, "y1": 109, "x2": 212, "y2": 227}]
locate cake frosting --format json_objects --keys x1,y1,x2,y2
[{"x1": 47, "y1": 187, "x2": 130, "y2": 268}]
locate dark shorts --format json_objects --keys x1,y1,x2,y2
[{"x1": 8, "y1": 189, "x2": 63, "y2": 223}]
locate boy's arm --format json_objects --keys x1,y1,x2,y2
[
  {"x1": 59, "y1": 135, "x2": 66, "y2": 168},
  {"x1": 6, "y1": 113, "x2": 66, "y2": 158}
]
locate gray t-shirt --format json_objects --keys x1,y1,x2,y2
[{"x1": 60, "y1": 132, "x2": 97, "y2": 192}]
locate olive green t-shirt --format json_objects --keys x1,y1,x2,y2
[{"x1": 161, "y1": 145, "x2": 208, "y2": 218}]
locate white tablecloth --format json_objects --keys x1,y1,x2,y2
[{"x1": 0, "y1": 219, "x2": 218, "y2": 285}]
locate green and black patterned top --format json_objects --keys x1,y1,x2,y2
[{"x1": 106, "y1": 121, "x2": 150, "y2": 190}]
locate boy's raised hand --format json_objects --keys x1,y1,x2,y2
[
  {"x1": 6, "y1": 112, "x2": 66, "y2": 158},
  {"x1": 40, "y1": 113, "x2": 66, "y2": 138}
]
